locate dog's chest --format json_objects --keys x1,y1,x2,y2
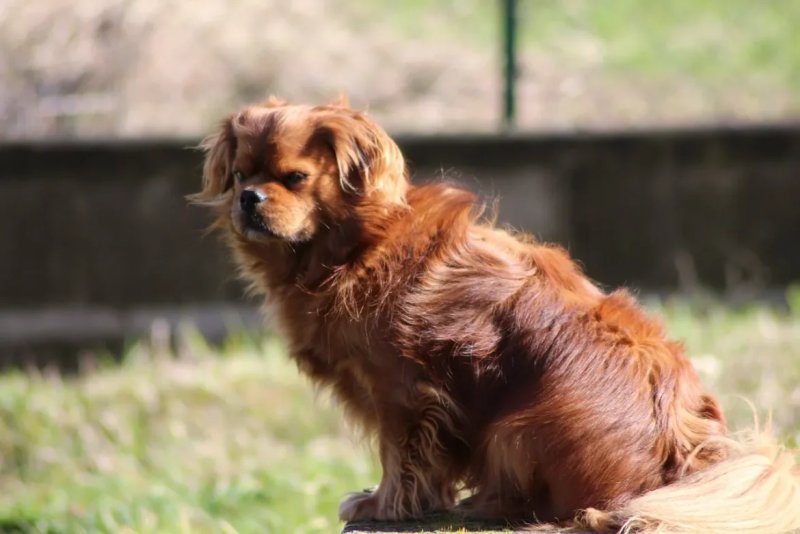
[
  {"x1": 277, "y1": 293, "x2": 379, "y2": 369},
  {"x1": 278, "y1": 294, "x2": 418, "y2": 411}
]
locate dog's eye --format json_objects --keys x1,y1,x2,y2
[
  {"x1": 232, "y1": 170, "x2": 245, "y2": 183},
  {"x1": 283, "y1": 171, "x2": 307, "y2": 188}
]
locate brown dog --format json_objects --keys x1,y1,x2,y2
[{"x1": 192, "y1": 98, "x2": 800, "y2": 533}]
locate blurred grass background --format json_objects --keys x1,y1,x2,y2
[
  {"x1": 2, "y1": 0, "x2": 799, "y2": 137},
  {"x1": 2, "y1": 296, "x2": 799, "y2": 533},
  {"x1": 364, "y1": 0, "x2": 800, "y2": 87}
]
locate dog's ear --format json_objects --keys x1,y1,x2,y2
[
  {"x1": 318, "y1": 110, "x2": 407, "y2": 205},
  {"x1": 261, "y1": 95, "x2": 287, "y2": 108},
  {"x1": 329, "y1": 94, "x2": 350, "y2": 107},
  {"x1": 190, "y1": 116, "x2": 236, "y2": 205}
]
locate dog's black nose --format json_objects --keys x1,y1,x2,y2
[{"x1": 240, "y1": 188, "x2": 267, "y2": 214}]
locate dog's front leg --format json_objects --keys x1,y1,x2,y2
[{"x1": 339, "y1": 394, "x2": 461, "y2": 521}]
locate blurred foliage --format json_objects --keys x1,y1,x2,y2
[
  {"x1": 0, "y1": 298, "x2": 799, "y2": 532},
  {"x1": 1, "y1": 0, "x2": 798, "y2": 138}
]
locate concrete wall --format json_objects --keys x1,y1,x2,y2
[{"x1": 2, "y1": 125, "x2": 800, "y2": 358}]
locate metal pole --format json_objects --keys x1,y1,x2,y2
[{"x1": 502, "y1": 0, "x2": 518, "y2": 130}]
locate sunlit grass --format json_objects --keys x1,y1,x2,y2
[
  {"x1": 1, "y1": 295, "x2": 799, "y2": 533},
  {"x1": 356, "y1": 0, "x2": 800, "y2": 124},
  {"x1": 359, "y1": 0, "x2": 800, "y2": 90},
  {"x1": 0, "y1": 334, "x2": 378, "y2": 533},
  {"x1": 518, "y1": 0, "x2": 800, "y2": 88}
]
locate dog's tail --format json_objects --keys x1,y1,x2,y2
[{"x1": 573, "y1": 429, "x2": 800, "y2": 533}]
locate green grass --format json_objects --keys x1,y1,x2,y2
[
  {"x1": 518, "y1": 1, "x2": 800, "y2": 87},
  {"x1": 356, "y1": 0, "x2": 800, "y2": 112},
  {"x1": 1, "y1": 296, "x2": 800, "y2": 533},
  {"x1": 0, "y1": 335, "x2": 378, "y2": 533}
]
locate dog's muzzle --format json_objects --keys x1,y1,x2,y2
[
  {"x1": 240, "y1": 188, "x2": 267, "y2": 215},
  {"x1": 239, "y1": 188, "x2": 271, "y2": 234}
]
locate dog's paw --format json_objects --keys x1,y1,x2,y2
[
  {"x1": 454, "y1": 492, "x2": 505, "y2": 520},
  {"x1": 338, "y1": 491, "x2": 378, "y2": 521}
]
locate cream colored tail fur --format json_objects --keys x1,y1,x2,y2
[{"x1": 577, "y1": 430, "x2": 800, "y2": 533}]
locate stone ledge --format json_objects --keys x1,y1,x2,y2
[{"x1": 342, "y1": 514, "x2": 590, "y2": 533}]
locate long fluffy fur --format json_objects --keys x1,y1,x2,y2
[
  {"x1": 194, "y1": 99, "x2": 800, "y2": 533},
  {"x1": 580, "y1": 429, "x2": 800, "y2": 533}
]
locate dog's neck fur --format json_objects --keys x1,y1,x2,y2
[{"x1": 227, "y1": 192, "x2": 407, "y2": 303}]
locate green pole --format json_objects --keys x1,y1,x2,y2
[{"x1": 502, "y1": 0, "x2": 518, "y2": 129}]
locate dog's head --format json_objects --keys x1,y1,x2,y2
[{"x1": 192, "y1": 98, "x2": 408, "y2": 244}]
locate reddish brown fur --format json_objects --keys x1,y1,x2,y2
[{"x1": 192, "y1": 99, "x2": 736, "y2": 527}]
